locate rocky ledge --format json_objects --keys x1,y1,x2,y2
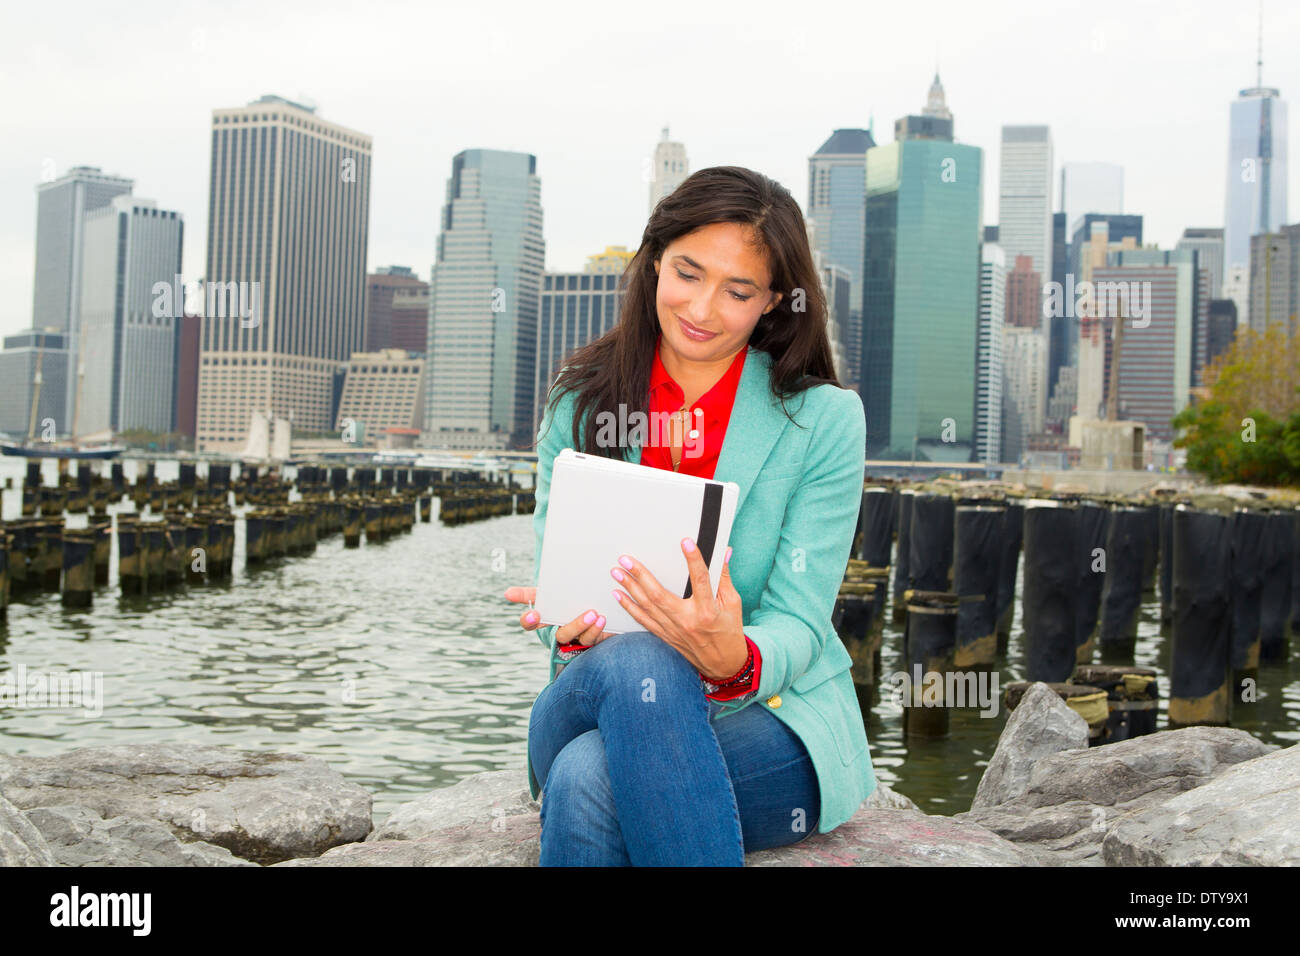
[{"x1": 1, "y1": 684, "x2": 1294, "y2": 866}]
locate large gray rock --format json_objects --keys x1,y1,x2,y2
[
  {"x1": 0, "y1": 744, "x2": 372, "y2": 865},
  {"x1": 1102, "y1": 741, "x2": 1300, "y2": 865},
  {"x1": 745, "y1": 810, "x2": 1030, "y2": 866},
  {"x1": 369, "y1": 770, "x2": 538, "y2": 842},
  {"x1": 959, "y1": 727, "x2": 1277, "y2": 866},
  {"x1": 0, "y1": 791, "x2": 56, "y2": 866},
  {"x1": 278, "y1": 813, "x2": 542, "y2": 867},
  {"x1": 863, "y1": 783, "x2": 921, "y2": 811},
  {"x1": 25, "y1": 805, "x2": 259, "y2": 868},
  {"x1": 284, "y1": 770, "x2": 1002, "y2": 867},
  {"x1": 970, "y1": 681, "x2": 1089, "y2": 810}
]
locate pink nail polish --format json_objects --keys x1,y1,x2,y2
[
  {"x1": 618, "y1": 555, "x2": 634, "y2": 569},
  {"x1": 611, "y1": 568, "x2": 624, "y2": 582},
  {"x1": 612, "y1": 590, "x2": 622, "y2": 602},
  {"x1": 584, "y1": 611, "x2": 596, "y2": 624},
  {"x1": 595, "y1": 616, "x2": 606, "y2": 628},
  {"x1": 683, "y1": 538, "x2": 696, "y2": 552}
]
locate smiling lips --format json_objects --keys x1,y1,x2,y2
[{"x1": 678, "y1": 317, "x2": 717, "y2": 341}]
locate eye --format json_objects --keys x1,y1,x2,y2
[
  {"x1": 728, "y1": 291, "x2": 752, "y2": 302},
  {"x1": 674, "y1": 269, "x2": 697, "y2": 281}
]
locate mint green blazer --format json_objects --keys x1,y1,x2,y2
[{"x1": 526, "y1": 345, "x2": 877, "y2": 834}]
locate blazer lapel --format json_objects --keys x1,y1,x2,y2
[{"x1": 714, "y1": 347, "x2": 791, "y2": 515}]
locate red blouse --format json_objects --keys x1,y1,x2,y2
[{"x1": 558, "y1": 333, "x2": 762, "y2": 700}]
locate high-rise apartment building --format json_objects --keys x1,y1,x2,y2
[
  {"x1": 77, "y1": 196, "x2": 184, "y2": 436},
  {"x1": 196, "y1": 95, "x2": 372, "y2": 450}
]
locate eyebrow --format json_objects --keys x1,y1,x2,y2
[{"x1": 672, "y1": 254, "x2": 761, "y2": 289}]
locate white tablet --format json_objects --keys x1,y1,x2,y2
[{"x1": 535, "y1": 448, "x2": 741, "y2": 634}]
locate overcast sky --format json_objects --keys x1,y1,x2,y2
[{"x1": 1, "y1": 0, "x2": 1296, "y2": 338}]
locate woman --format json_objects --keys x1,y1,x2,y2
[{"x1": 504, "y1": 166, "x2": 875, "y2": 865}]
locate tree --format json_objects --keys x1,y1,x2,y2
[{"x1": 1174, "y1": 326, "x2": 1300, "y2": 486}]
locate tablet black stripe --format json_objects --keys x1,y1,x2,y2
[{"x1": 683, "y1": 483, "x2": 723, "y2": 599}]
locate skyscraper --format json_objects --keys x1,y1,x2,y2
[
  {"x1": 426, "y1": 149, "x2": 544, "y2": 450},
  {"x1": 196, "y1": 95, "x2": 372, "y2": 450},
  {"x1": 976, "y1": 244, "x2": 1006, "y2": 464},
  {"x1": 0, "y1": 330, "x2": 68, "y2": 438},
  {"x1": 808, "y1": 127, "x2": 875, "y2": 393},
  {"x1": 77, "y1": 196, "x2": 184, "y2": 436},
  {"x1": 1059, "y1": 161, "x2": 1123, "y2": 235},
  {"x1": 863, "y1": 100, "x2": 982, "y2": 461},
  {"x1": 1177, "y1": 228, "x2": 1226, "y2": 298},
  {"x1": 894, "y1": 73, "x2": 955, "y2": 141},
  {"x1": 31, "y1": 165, "x2": 134, "y2": 434},
  {"x1": 535, "y1": 270, "x2": 623, "y2": 438},
  {"x1": 649, "y1": 128, "x2": 688, "y2": 215},
  {"x1": 365, "y1": 267, "x2": 427, "y2": 352},
  {"x1": 1093, "y1": 248, "x2": 1210, "y2": 441},
  {"x1": 1248, "y1": 224, "x2": 1300, "y2": 335},
  {"x1": 998, "y1": 126, "x2": 1054, "y2": 278},
  {"x1": 1224, "y1": 44, "x2": 1288, "y2": 273}
]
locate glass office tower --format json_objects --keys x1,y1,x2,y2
[{"x1": 862, "y1": 138, "x2": 983, "y2": 460}]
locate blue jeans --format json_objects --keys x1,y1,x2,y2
[{"x1": 528, "y1": 630, "x2": 821, "y2": 866}]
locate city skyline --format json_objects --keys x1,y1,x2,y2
[{"x1": 2, "y1": 0, "x2": 1297, "y2": 340}]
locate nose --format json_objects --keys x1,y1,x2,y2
[{"x1": 685, "y1": 285, "x2": 712, "y2": 327}]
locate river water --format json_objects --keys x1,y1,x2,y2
[{"x1": 1, "y1": 457, "x2": 1297, "y2": 821}]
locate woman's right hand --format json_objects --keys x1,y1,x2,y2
[{"x1": 504, "y1": 586, "x2": 614, "y2": 647}]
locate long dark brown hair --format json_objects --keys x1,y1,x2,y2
[{"x1": 538, "y1": 165, "x2": 843, "y2": 457}]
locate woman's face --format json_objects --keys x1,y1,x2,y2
[{"x1": 653, "y1": 222, "x2": 783, "y2": 367}]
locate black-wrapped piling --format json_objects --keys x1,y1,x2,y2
[
  {"x1": 1075, "y1": 499, "x2": 1110, "y2": 663},
  {"x1": 1097, "y1": 505, "x2": 1147, "y2": 661},
  {"x1": 953, "y1": 502, "x2": 1003, "y2": 668},
  {"x1": 1169, "y1": 507, "x2": 1232, "y2": 726},
  {"x1": 994, "y1": 499, "x2": 1024, "y2": 652},
  {"x1": 1022, "y1": 500, "x2": 1078, "y2": 682}
]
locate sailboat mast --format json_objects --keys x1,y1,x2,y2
[{"x1": 27, "y1": 337, "x2": 45, "y2": 441}]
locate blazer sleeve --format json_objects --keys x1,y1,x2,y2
[
  {"x1": 720, "y1": 386, "x2": 865, "y2": 711},
  {"x1": 531, "y1": 380, "x2": 572, "y2": 664}
]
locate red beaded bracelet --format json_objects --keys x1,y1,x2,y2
[{"x1": 707, "y1": 641, "x2": 754, "y2": 687}]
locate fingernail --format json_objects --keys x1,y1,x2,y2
[
  {"x1": 618, "y1": 555, "x2": 634, "y2": 569},
  {"x1": 583, "y1": 610, "x2": 596, "y2": 624},
  {"x1": 725, "y1": 546, "x2": 732, "y2": 563},
  {"x1": 682, "y1": 538, "x2": 696, "y2": 552},
  {"x1": 612, "y1": 590, "x2": 622, "y2": 602},
  {"x1": 595, "y1": 615, "x2": 606, "y2": 628},
  {"x1": 525, "y1": 611, "x2": 537, "y2": 623},
  {"x1": 611, "y1": 568, "x2": 625, "y2": 582}
]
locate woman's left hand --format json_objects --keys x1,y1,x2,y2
[{"x1": 610, "y1": 540, "x2": 747, "y2": 681}]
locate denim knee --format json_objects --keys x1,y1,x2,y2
[
  {"x1": 539, "y1": 731, "x2": 628, "y2": 866},
  {"x1": 581, "y1": 629, "x2": 700, "y2": 689}
]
